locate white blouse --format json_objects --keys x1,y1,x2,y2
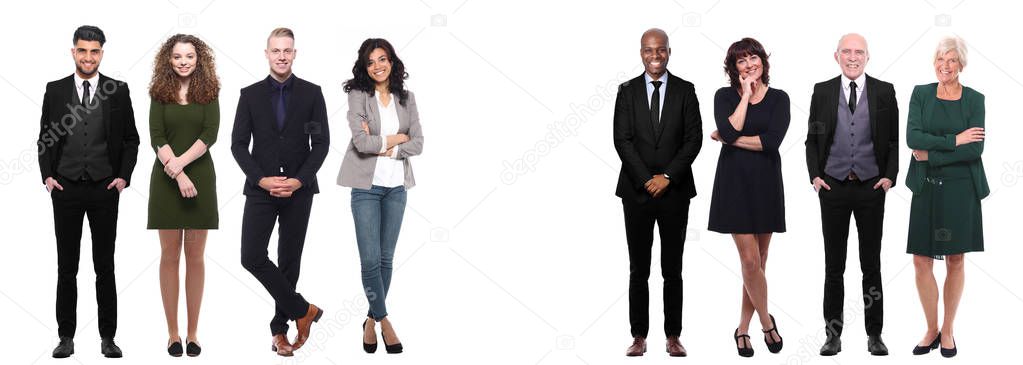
[{"x1": 373, "y1": 93, "x2": 406, "y2": 187}]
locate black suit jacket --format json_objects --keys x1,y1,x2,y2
[
  {"x1": 613, "y1": 72, "x2": 703, "y2": 204},
  {"x1": 37, "y1": 73, "x2": 140, "y2": 186},
  {"x1": 231, "y1": 76, "x2": 330, "y2": 197},
  {"x1": 805, "y1": 74, "x2": 899, "y2": 185}
]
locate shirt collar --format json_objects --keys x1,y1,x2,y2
[
  {"x1": 644, "y1": 72, "x2": 668, "y2": 86},
  {"x1": 267, "y1": 74, "x2": 295, "y2": 90},
  {"x1": 841, "y1": 73, "x2": 866, "y2": 91},
  {"x1": 74, "y1": 72, "x2": 99, "y2": 90}
]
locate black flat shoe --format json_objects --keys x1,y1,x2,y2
[
  {"x1": 186, "y1": 341, "x2": 201, "y2": 357},
  {"x1": 762, "y1": 314, "x2": 783, "y2": 353},
  {"x1": 167, "y1": 338, "x2": 183, "y2": 357},
  {"x1": 940, "y1": 337, "x2": 957, "y2": 358},
  {"x1": 363, "y1": 319, "x2": 378, "y2": 353},
  {"x1": 913, "y1": 332, "x2": 940, "y2": 355},
  {"x1": 52, "y1": 337, "x2": 74, "y2": 358},
  {"x1": 734, "y1": 328, "x2": 754, "y2": 357}
]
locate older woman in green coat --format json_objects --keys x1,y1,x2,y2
[{"x1": 905, "y1": 36, "x2": 987, "y2": 358}]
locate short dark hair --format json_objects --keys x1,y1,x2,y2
[
  {"x1": 73, "y1": 25, "x2": 106, "y2": 46},
  {"x1": 724, "y1": 37, "x2": 769, "y2": 89}
]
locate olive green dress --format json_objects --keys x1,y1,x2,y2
[
  {"x1": 147, "y1": 99, "x2": 219, "y2": 229},
  {"x1": 906, "y1": 85, "x2": 985, "y2": 259}
]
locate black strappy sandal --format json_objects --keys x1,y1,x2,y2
[{"x1": 762, "y1": 314, "x2": 783, "y2": 353}]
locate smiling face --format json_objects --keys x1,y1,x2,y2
[
  {"x1": 366, "y1": 47, "x2": 392, "y2": 85},
  {"x1": 735, "y1": 53, "x2": 763, "y2": 82},
  {"x1": 640, "y1": 31, "x2": 670, "y2": 79},
  {"x1": 934, "y1": 50, "x2": 962, "y2": 84},
  {"x1": 835, "y1": 34, "x2": 869, "y2": 80},
  {"x1": 170, "y1": 42, "x2": 197, "y2": 78},
  {"x1": 265, "y1": 36, "x2": 296, "y2": 80},
  {"x1": 71, "y1": 40, "x2": 103, "y2": 78}
]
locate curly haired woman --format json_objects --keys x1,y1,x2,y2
[{"x1": 146, "y1": 34, "x2": 220, "y2": 357}]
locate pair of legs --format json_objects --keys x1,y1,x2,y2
[
  {"x1": 623, "y1": 197, "x2": 688, "y2": 339},
  {"x1": 52, "y1": 178, "x2": 120, "y2": 339},
  {"x1": 240, "y1": 194, "x2": 315, "y2": 336},
  {"x1": 733, "y1": 233, "x2": 781, "y2": 348},
  {"x1": 159, "y1": 229, "x2": 207, "y2": 345},
  {"x1": 913, "y1": 254, "x2": 965, "y2": 349},
  {"x1": 352, "y1": 185, "x2": 407, "y2": 346}
]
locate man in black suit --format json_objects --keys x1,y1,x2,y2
[
  {"x1": 613, "y1": 28, "x2": 702, "y2": 358},
  {"x1": 805, "y1": 33, "x2": 897, "y2": 356},
  {"x1": 231, "y1": 27, "x2": 328, "y2": 357},
  {"x1": 37, "y1": 25, "x2": 138, "y2": 358}
]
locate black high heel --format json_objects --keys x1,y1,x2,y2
[
  {"x1": 186, "y1": 341, "x2": 201, "y2": 357},
  {"x1": 382, "y1": 328, "x2": 403, "y2": 354},
  {"x1": 940, "y1": 336, "x2": 957, "y2": 357},
  {"x1": 363, "y1": 319, "x2": 378, "y2": 353},
  {"x1": 762, "y1": 314, "x2": 783, "y2": 353},
  {"x1": 734, "y1": 328, "x2": 753, "y2": 357},
  {"x1": 167, "y1": 338, "x2": 183, "y2": 357},
  {"x1": 912, "y1": 332, "x2": 940, "y2": 355}
]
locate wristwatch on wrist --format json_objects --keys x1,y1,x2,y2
[{"x1": 662, "y1": 173, "x2": 670, "y2": 180}]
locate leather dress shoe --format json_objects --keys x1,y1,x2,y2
[
  {"x1": 666, "y1": 336, "x2": 687, "y2": 357},
  {"x1": 101, "y1": 338, "x2": 122, "y2": 358},
  {"x1": 868, "y1": 335, "x2": 888, "y2": 356},
  {"x1": 626, "y1": 336, "x2": 646, "y2": 356},
  {"x1": 820, "y1": 335, "x2": 841, "y2": 356},
  {"x1": 52, "y1": 337, "x2": 74, "y2": 358}
]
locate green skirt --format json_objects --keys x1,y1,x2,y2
[{"x1": 906, "y1": 174, "x2": 984, "y2": 259}]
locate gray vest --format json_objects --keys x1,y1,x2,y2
[
  {"x1": 825, "y1": 85, "x2": 879, "y2": 180},
  {"x1": 58, "y1": 86, "x2": 112, "y2": 181}
]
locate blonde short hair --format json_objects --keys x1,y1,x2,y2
[
  {"x1": 268, "y1": 27, "x2": 294, "y2": 41},
  {"x1": 935, "y1": 36, "x2": 967, "y2": 70}
]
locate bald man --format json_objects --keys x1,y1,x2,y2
[
  {"x1": 805, "y1": 33, "x2": 897, "y2": 356},
  {"x1": 613, "y1": 28, "x2": 702, "y2": 357}
]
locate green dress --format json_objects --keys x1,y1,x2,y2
[
  {"x1": 147, "y1": 99, "x2": 219, "y2": 229},
  {"x1": 906, "y1": 86, "x2": 985, "y2": 259}
]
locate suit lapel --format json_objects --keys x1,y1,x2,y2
[
  {"x1": 98, "y1": 74, "x2": 113, "y2": 136},
  {"x1": 866, "y1": 75, "x2": 878, "y2": 139},
  {"x1": 825, "y1": 77, "x2": 840, "y2": 147},
  {"x1": 655, "y1": 74, "x2": 681, "y2": 145},
  {"x1": 632, "y1": 74, "x2": 656, "y2": 142},
  {"x1": 257, "y1": 80, "x2": 279, "y2": 132},
  {"x1": 282, "y1": 79, "x2": 299, "y2": 132}
]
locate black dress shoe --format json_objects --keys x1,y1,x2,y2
[
  {"x1": 363, "y1": 319, "x2": 378, "y2": 353},
  {"x1": 52, "y1": 337, "x2": 74, "y2": 358},
  {"x1": 167, "y1": 339, "x2": 183, "y2": 357},
  {"x1": 867, "y1": 335, "x2": 888, "y2": 356},
  {"x1": 186, "y1": 341, "x2": 201, "y2": 357},
  {"x1": 940, "y1": 337, "x2": 957, "y2": 358},
  {"x1": 762, "y1": 314, "x2": 783, "y2": 353},
  {"x1": 382, "y1": 328, "x2": 403, "y2": 354},
  {"x1": 913, "y1": 332, "x2": 940, "y2": 355},
  {"x1": 733, "y1": 328, "x2": 753, "y2": 357},
  {"x1": 101, "y1": 337, "x2": 122, "y2": 358},
  {"x1": 819, "y1": 335, "x2": 841, "y2": 356}
]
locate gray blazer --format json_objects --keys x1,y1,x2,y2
[{"x1": 337, "y1": 89, "x2": 423, "y2": 189}]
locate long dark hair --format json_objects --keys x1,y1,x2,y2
[
  {"x1": 342, "y1": 38, "x2": 409, "y2": 106},
  {"x1": 723, "y1": 37, "x2": 770, "y2": 90}
]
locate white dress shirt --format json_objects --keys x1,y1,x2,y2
[
  {"x1": 74, "y1": 72, "x2": 99, "y2": 104},
  {"x1": 373, "y1": 93, "x2": 406, "y2": 188},
  {"x1": 841, "y1": 73, "x2": 866, "y2": 107},
  {"x1": 644, "y1": 72, "x2": 667, "y2": 122}
]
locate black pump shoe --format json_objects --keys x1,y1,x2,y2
[
  {"x1": 940, "y1": 337, "x2": 957, "y2": 358},
  {"x1": 912, "y1": 332, "x2": 940, "y2": 355},
  {"x1": 363, "y1": 319, "x2": 378, "y2": 353}
]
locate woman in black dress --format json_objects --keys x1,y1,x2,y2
[{"x1": 708, "y1": 38, "x2": 790, "y2": 357}]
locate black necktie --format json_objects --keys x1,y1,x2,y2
[
  {"x1": 274, "y1": 83, "x2": 286, "y2": 130},
  {"x1": 650, "y1": 80, "x2": 662, "y2": 128},
  {"x1": 82, "y1": 80, "x2": 91, "y2": 105},
  {"x1": 848, "y1": 81, "x2": 857, "y2": 114}
]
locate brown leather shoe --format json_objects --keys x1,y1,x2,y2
[
  {"x1": 666, "y1": 336, "x2": 687, "y2": 357},
  {"x1": 271, "y1": 334, "x2": 294, "y2": 357},
  {"x1": 292, "y1": 303, "x2": 324, "y2": 350},
  {"x1": 626, "y1": 337, "x2": 646, "y2": 356}
]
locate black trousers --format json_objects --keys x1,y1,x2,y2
[
  {"x1": 819, "y1": 175, "x2": 885, "y2": 337},
  {"x1": 623, "y1": 195, "x2": 689, "y2": 338},
  {"x1": 240, "y1": 193, "x2": 314, "y2": 335},
  {"x1": 51, "y1": 177, "x2": 120, "y2": 339}
]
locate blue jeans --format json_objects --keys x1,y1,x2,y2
[{"x1": 351, "y1": 185, "x2": 406, "y2": 321}]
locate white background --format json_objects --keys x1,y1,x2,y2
[{"x1": 2, "y1": 0, "x2": 1021, "y2": 364}]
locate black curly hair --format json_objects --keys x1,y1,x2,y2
[{"x1": 342, "y1": 38, "x2": 409, "y2": 106}]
